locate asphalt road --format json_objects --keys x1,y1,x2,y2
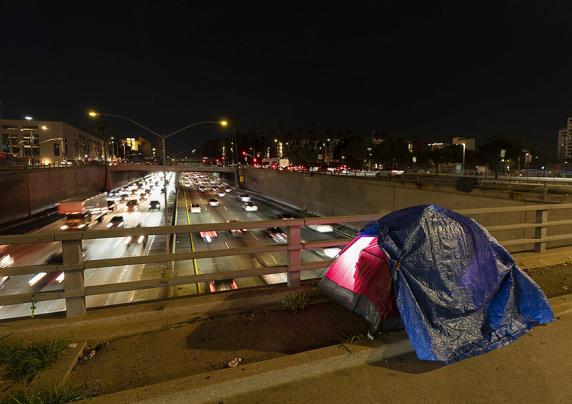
[
  {"x1": 0, "y1": 173, "x2": 176, "y2": 319},
  {"x1": 173, "y1": 172, "x2": 351, "y2": 296},
  {"x1": 0, "y1": 171, "x2": 352, "y2": 319}
]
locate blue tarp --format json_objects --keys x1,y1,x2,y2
[{"x1": 359, "y1": 205, "x2": 554, "y2": 363}]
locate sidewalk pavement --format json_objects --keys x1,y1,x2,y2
[
  {"x1": 514, "y1": 245, "x2": 572, "y2": 269},
  {"x1": 226, "y1": 297, "x2": 572, "y2": 404}
]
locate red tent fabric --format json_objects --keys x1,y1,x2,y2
[{"x1": 321, "y1": 236, "x2": 399, "y2": 327}]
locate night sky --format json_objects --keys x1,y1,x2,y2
[{"x1": 1, "y1": 1, "x2": 571, "y2": 158}]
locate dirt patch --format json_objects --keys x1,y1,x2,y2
[
  {"x1": 69, "y1": 302, "x2": 369, "y2": 394},
  {"x1": 524, "y1": 263, "x2": 572, "y2": 298}
]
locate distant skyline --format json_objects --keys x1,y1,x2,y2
[{"x1": 2, "y1": 1, "x2": 571, "y2": 159}]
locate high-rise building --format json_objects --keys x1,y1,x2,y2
[{"x1": 558, "y1": 118, "x2": 572, "y2": 162}]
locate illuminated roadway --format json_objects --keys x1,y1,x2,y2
[{"x1": 0, "y1": 172, "x2": 353, "y2": 319}]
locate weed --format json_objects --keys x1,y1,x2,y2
[
  {"x1": 339, "y1": 332, "x2": 367, "y2": 344},
  {"x1": 2, "y1": 385, "x2": 90, "y2": 404},
  {"x1": 280, "y1": 292, "x2": 309, "y2": 312},
  {"x1": 0, "y1": 337, "x2": 68, "y2": 382}
]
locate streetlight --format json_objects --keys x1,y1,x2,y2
[
  {"x1": 461, "y1": 142, "x2": 466, "y2": 175},
  {"x1": 88, "y1": 110, "x2": 227, "y2": 229},
  {"x1": 20, "y1": 123, "x2": 47, "y2": 166},
  {"x1": 39, "y1": 137, "x2": 64, "y2": 165},
  {"x1": 219, "y1": 119, "x2": 240, "y2": 187},
  {"x1": 88, "y1": 110, "x2": 227, "y2": 297}
]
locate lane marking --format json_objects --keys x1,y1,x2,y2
[
  {"x1": 250, "y1": 232, "x2": 259, "y2": 240},
  {"x1": 183, "y1": 187, "x2": 201, "y2": 294},
  {"x1": 224, "y1": 241, "x2": 230, "y2": 249}
]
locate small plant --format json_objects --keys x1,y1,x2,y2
[
  {"x1": 2, "y1": 385, "x2": 90, "y2": 404},
  {"x1": 339, "y1": 332, "x2": 367, "y2": 344},
  {"x1": 0, "y1": 337, "x2": 68, "y2": 382},
  {"x1": 30, "y1": 296, "x2": 37, "y2": 319},
  {"x1": 280, "y1": 292, "x2": 309, "y2": 312}
]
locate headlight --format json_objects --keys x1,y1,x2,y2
[
  {"x1": 125, "y1": 236, "x2": 132, "y2": 244},
  {"x1": 78, "y1": 224, "x2": 86, "y2": 229},
  {"x1": 107, "y1": 223, "x2": 113, "y2": 228},
  {"x1": 60, "y1": 225, "x2": 68, "y2": 230},
  {"x1": 137, "y1": 235, "x2": 145, "y2": 244}
]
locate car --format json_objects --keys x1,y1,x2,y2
[
  {"x1": 139, "y1": 192, "x2": 147, "y2": 199},
  {"x1": 276, "y1": 213, "x2": 299, "y2": 220},
  {"x1": 130, "y1": 189, "x2": 138, "y2": 195},
  {"x1": 198, "y1": 186, "x2": 206, "y2": 192},
  {"x1": 209, "y1": 279, "x2": 238, "y2": 293},
  {"x1": 107, "y1": 215, "x2": 126, "y2": 228},
  {"x1": 37, "y1": 249, "x2": 88, "y2": 286},
  {"x1": 149, "y1": 200, "x2": 161, "y2": 210},
  {"x1": 208, "y1": 198, "x2": 219, "y2": 207},
  {"x1": 0, "y1": 251, "x2": 14, "y2": 287},
  {"x1": 107, "y1": 191, "x2": 116, "y2": 198},
  {"x1": 263, "y1": 227, "x2": 287, "y2": 243},
  {"x1": 126, "y1": 199, "x2": 139, "y2": 211},
  {"x1": 239, "y1": 193, "x2": 251, "y2": 202},
  {"x1": 145, "y1": 188, "x2": 151, "y2": 194},
  {"x1": 217, "y1": 191, "x2": 226, "y2": 197},
  {"x1": 200, "y1": 230, "x2": 218, "y2": 243},
  {"x1": 321, "y1": 247, "x2": 341, "y2": 259},
  {"x1": 106, "y1": 200, "x2": 117, "y2": 211},
  {"x1": 243, "y1": 201, "x2": 258, "y2": 212},
  {"x1": 119, "y1": 193, "x2": 129, "y2": 202},
  {"x1": 307, "y1": 224, "x2": 334, "y2": 233},
  {"x1": 125, "y1": 224, "x2": 148, "y2": 247},
  {"x1": 190, "y1": 204, "x2": 201, "y2": 213},
  {"x1": 227, "y1": 220, "x2": 247, "y2": 237},
  {"x1": 225, "y1": 186, "x2": 232, "y2": 193}
]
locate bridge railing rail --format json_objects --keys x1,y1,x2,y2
[{"x1": 1, "y1": 203, "x2": 572, "y2": 318}]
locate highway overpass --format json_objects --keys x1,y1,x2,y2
[{"x1": 109, "y1": 164, "x2": 235, "y2": 174}]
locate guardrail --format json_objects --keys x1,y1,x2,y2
[{"x1": 2, "y1": 204, "x2": 572, "y2": 318}]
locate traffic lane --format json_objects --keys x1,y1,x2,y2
[
  {"x1": 192, "y1": 186, "x2": 344, "y2": 264},
  {"x1": 0, "y1": 175, "x2": 170, "y2": 318},
  {"x1": 175, "y1": 187, "x2": 265, "y2": 293},
  {"x1": 182, "y1": 186, "x2": 304, "y2": 284},
  {"x1": 200, "y1": 186, "x2": 349, "y2": 244}
]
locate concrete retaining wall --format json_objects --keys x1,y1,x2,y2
[
  {"x1": 0, "y1": 167, "x2": 153, "y2": 227},
  {"x1": 0, "y1": 167, "x2": 107, "y2": 226},
  {"x1": 241, "y1": 168, "x2": 572, "y2": 252}
]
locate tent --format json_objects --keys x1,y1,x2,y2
[{"x1": 320, "y1": 204, "x2": 554, "y2": 363}]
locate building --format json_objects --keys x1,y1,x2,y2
[
  {"x1": 428, "y1": 142, "x2": 448, "y2": 151},
  {"x1": 119, "y1": 137, "x2": 154, "y2": 161},
  {"x1": 558, "y1": 118, "x2": 572, "y2": 162},
  {"x1": 0, "y1": 119, "x2": 104, "y2": 165},
  {"x1": 452, "y1": 137, "x2": 476, "y2": 151}
]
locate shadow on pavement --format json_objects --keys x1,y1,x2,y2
[{"x1": 371, "y1": 351, "x2": 444, "y2": 374}]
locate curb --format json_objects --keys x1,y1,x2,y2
[
  {"x1": 87, "y1": 330, "x2": 413, "y2": 404},
  {"x1": 31, "y1": 341, "x2": 87, "y2": 389}
]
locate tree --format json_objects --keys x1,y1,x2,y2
[{"x1": 372, "y1": 136, "x2": 410, "y2": 168}]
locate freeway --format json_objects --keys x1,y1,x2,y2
[
  {"x1": 0, "y1": 171, "x2": 353, "y2": 319},
  {"x1": 0, "y1": 173, "x2": 176, "y2": 319},
  {"x1": 173, "y1": 172, "x2": 352, "y2": 296}
]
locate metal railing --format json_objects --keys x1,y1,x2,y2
[{"x1": 2, "y1": 204, "x2": 572, "y2": 318}]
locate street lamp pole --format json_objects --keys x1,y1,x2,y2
[
  {"x1": 461, "y1": 143, "x2": 466, "y2": 175},
  {"x1": 88, "y1": 111, "x2": 228, "y2": 294},
  {"x1": 232, "y1": 126, "x2": 240, "y2": 187}
]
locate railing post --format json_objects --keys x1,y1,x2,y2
[
  {"x1": 62, "y1": 239, "x2": 86, "y2": 317},
  {"x1": 534, "y1": 209, "x2": 548, "y2": 253},
  {"x1": 287, "y1": 224, "x2": 301, "y2": 288}
]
